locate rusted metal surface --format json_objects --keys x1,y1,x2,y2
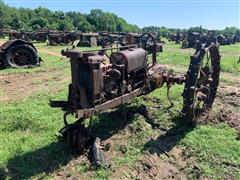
[
  {"x1": 50, "y1": 33, "x2": 221, "y2": 155},
  {"x1": 182, "y1": 43, "x2": 220, "y2": 123},
  {"x1": 77, "y1": 33, "x2": 99, "y2": 47},
  {"x1": 48, "y1": 31, "x2": 76, "y2": 46},
  {"x1": 181, "y1": 32, "x2": 201, "y2": 48}
]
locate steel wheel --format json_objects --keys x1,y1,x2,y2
[
  {"x1": 12, "y1": 49, "x2": 33, "y2": 66},
  {"x1": 140, "y1": 33, "x2": 156, "y2": 53},
  {"x1": 182, "y1": 44, "x2": 220, "y2": 124}
]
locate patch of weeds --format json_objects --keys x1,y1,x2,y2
[
  {"x1": 114, "y1": 115, "x2": 154, "y2": 166},
  {"x1": 75, "y1": 162, "x2": 89, "y2": 173},
  {"x1": 92, "y1": 166, "x2": 111, "y2": 180}
]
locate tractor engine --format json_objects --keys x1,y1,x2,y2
[{"x1": 63, "y1": 47, "x2": 149, "y2": 109}]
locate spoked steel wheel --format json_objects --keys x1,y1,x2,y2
[
  {"x1": 12, "y1": 49, "x2": 33, "y2": 66},
  {"x1": 63, "y1": 35, "x2": 75, "y2": 45},
  {"x1": 182, "y1": 44, "x2": 220, "y2": 124},
  {"x1": 6, "y1": 43, "x2": 39, "y2": 68},
  {"x1": 140, "y1": 33, "x2": 156, "y2": 53}
]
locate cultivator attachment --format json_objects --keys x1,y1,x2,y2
[{"x1": 50, "y1": 33, "x2": 221, "y2": 164}]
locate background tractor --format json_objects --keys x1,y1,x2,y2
[{"x1": 0, "y1": 39, "x2": 41, "y2": 68}]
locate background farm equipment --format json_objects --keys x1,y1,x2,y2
[
  {"x1": 181, "y1": 32, "x2": 201, "y2": 48},
  {"x1": 0, "y1": 39, "x2": 41, "y2": 68},
  {"x1": 98, "y1": 32, "x2": 122, "y2": 47},
  {"x1": 118, "y1": 33, "x2": 141, "y2": 46},
  {"x1": 48, "y1": 31, "x2": 77, "y2": 46},
  {"x1": 77, "y1": 33, "x2": 99, "y2": 47},
  {"x1": 168, "y1": 33, "x2": 182, "y2": 44},
  {"x1": 8, "y1": 31, "x2": 33, "y2": 42},
  {"x1": 31, "y1": 31, "x2": 48, "y2": 42},
  {"x1": 50, "y1": 33, "x2": 221, "y2": 166}
]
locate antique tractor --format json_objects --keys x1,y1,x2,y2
[
  {"x1": 97, "y1": 32, "x2": 121, "y2": 47},
  {"x1": 0, "y1": 39, "x2": 41, "y2": 68},
  {"x1": 182, "y1": 32, "x2": 201, "y2": 48},
  {"x1": 48, "y1": 31, "x2": 76, "y2": 46},
  {"x1": 31, "y1": 31, "x2": 48, "y2": 42},
  {"x1": 119, "y1": 33, "x2": 141, "y2": 46},
  {"x1": 8, "y1": 31, "x2": 33, "y2": 42},
  {"x1": 168, "y1": 33, "x2": 182, "y2": 44},
  {"x1": 77, "y1": 33, "x2": 99, "y2": 47},
  {"x1": 50, "y1": 33, "x2": 220, "y2": 163}
]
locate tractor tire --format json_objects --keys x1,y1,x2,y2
[
  {"x1": 63, "y1": 35, "x2": 75, "y2": 45},
  {"x1": 5, "y1": 43, "x2": 39, "y2": 68}
]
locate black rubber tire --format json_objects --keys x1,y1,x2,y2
[
  {"x1": 63, "y1": 35, "x2": 75, "y2": 45},
  {"x1": 5, "y1": 44, "x2": 39, "y2": 68},
  {"x1": 83, "y1": 41, "x2": 91, "y2": 47}
]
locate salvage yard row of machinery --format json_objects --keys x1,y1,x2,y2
[
  {"x1": 49, "y1": 33, "x2": 221, "y2": 166},
  {"x1": 0, "y1": 32, "x2": 156, "y2": 69},
  {"x1": 168, "y1": 31, "x2": 240, "y2": 48},
  {"x1": 0, "y1": 29, "x2": 147, "y2": 47}
]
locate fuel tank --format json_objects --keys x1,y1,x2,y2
[{"x1": 110, "y1": 47, "x2": 147, "y2": 73}]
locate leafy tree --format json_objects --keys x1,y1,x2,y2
[
  {"x1": 77, "y1": 20, "x2": 93, "y2": 32},
  {"x1": 0, "y1": 1, "x2": 238, "y2": 35},
  {"x1": 31, "y1": 17, "x2": 48, "y2": 29}
]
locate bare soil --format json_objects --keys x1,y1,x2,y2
[
  {"x1": 208, "y1": 83, "x2": 240, "y2": 132},
  {"x1": 38, "y1": 48, "x2": 66, "y2": 58},
  {"x1": 0, "y1": 68, "x2": 70, "y2": 102}
]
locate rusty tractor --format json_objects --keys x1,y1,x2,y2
[
  {"x1": 76, "y1": 33, "x2": 99, "y2": 47},
  {"x1": 31, "y1": 31, "x2": 48, "y2": 42},
  {"x1": 168, "y1": 33, "x2": 182, "y2": 44},
  {"x1": 0, "y1": 39, "x2": 41, "y2": 68},
  {"x1": 50, "y1": 33, "x2": 221, "y2": 165},
  {"x1": 215, "y1": 34, "x2": 237, "y2": 45},
  {"x1": 48, "y1": 31, "x2": 76, "y2": 46},
  {"x1": 181, "y1": 32, "x2": 201, "y2": 48},
  {"x1": 97, "y1": 32, "x2": 122, "y2": 47},
  {"x1": 8, "y1": 31, "x2": 33, "y2": 42},
  {"x1": 118, "y1": 33, "x2": 141, "y2": 46}
]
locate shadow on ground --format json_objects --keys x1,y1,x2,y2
[
  {"x1": 144, "y1": 115, "x2": 194, "y2": 156},
  {"x1": 0, "y1": 142, "x2": 75, "y2": 179}
]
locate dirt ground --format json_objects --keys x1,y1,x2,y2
[
  {"x1": 50, "y1": 80, "x2": 240, "y2": 179},
  {"x1": 0, "y1": 68, "x2": 70, "y2": 101}
]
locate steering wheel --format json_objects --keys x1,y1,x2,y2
[{"x1": 139, "y1": 33, "x2": 157, "y2": 53}]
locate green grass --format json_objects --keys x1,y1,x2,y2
[
  {"x1": 181, "y1": 124, "x2": 240, "y2": 179},
  {"x1": 157, "y1": 42, "x2": 240, "y2": 75},
  {"x1": 0, "y1": 91, "x2": 72, "y2": 179},
  {"x1": 0, "y1": 40, "x2": 239, "y2": 179}
]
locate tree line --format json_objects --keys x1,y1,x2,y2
[
  {"x1": 0, "y1": 0, "x2": 239, "y2": 36},
  {"x1": 0, "y1": 1, "x2": 140, "y2": 32},
  {"x1": 142, "y1": 26, "x2": 240, "y2": 37}
]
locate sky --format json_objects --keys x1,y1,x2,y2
[{"x1": 3, "y1": 0, "x2": 240, "y2": 30}]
